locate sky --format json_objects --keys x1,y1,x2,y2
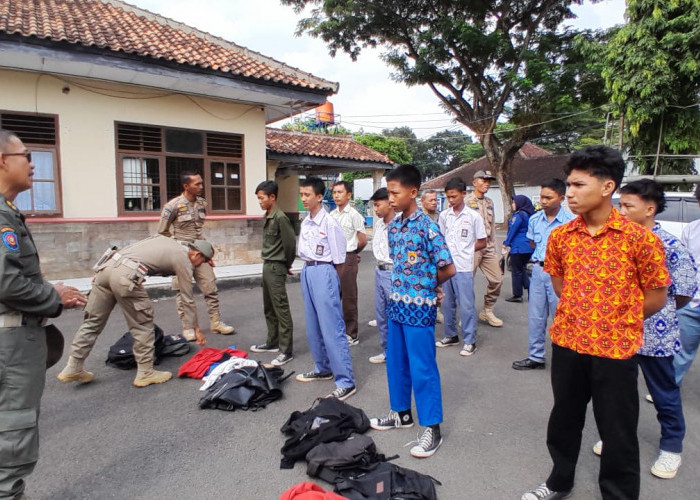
[{"x1": 125, "y1": 0, "x2": 627, "y2": 139}]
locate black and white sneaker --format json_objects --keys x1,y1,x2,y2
[
  {"x1": 409, "y1": 427, "x2": 443, "y2": 458},
  {"x1": 460, "y1": 343, "x2": 477, "y2": 356},
  {"x1": 250, "y1": 343, "x2": 279, "y2": 353},
  {"x1": 346, "y1": 334, "x2": 359, "y2": 346},
  {"x1": 271, "y1": 353, "x2": 293, "y2": 366},
  {"x1": 436, "y1": 336, "x2": 459, "y2": 348},
  {"x1": 521, "y1": 483, "x2": 572, "y2": 500},
  {"x1": 295, "y1": 370, "x2": 333, "y2": 382},
  {"x1": 325, "y1": 385, "x2": 356, "y2": 401},
  {"x1": 370, "y1": 410, "x2": 414, "y2": 431}
]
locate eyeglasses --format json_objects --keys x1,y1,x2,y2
[{"x1": 2, "y1": 151, "x2": 31, "y2": 162}]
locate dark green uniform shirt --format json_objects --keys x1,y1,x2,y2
[
  {"x1": 261, "y1": 207, "x2": 296, "y2": 269},
  {"x1": 0, "y1": 194, "x2": 62, "y2": 317}
]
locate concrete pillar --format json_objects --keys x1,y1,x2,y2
[{"x1": 371, "y1": 170, "x2": 384, "y2": 228}]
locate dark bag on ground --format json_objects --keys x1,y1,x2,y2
[
  {"x1": 280, "y1": 398, "x2": 371, "y2": 469},
  {"x1": 198, "y1": 364, "x2": 288, "y2": 411},
  {"x1": 305, "y1": 433, "x2": 393, "y2": 484},
  {"x1": 105, "y1": 325, "x2": 189, "y2": 370},
  {"x1": 333, "y1": 461, "x2": 440, "y2": 500}
]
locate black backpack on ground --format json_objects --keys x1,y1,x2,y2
[
  {"x1": 105, "y1": 325, "x2": 189, "y2": 370},
  {"x1": 305, "y1": 433, "x2": 394, "y2": 484},
  {"x1": 198, "y1": 364, "x2": 289, "y2": 411},
  {"x1": 280, "y1": 397, "x2": 370, "y2": 469},
  {"x1": 333, "y1": 461, "x2": 440, "y2": 500}
]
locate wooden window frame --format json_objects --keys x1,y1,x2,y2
[{"x1": 115, "y1": 122, "x2": 245, "y2": 215}]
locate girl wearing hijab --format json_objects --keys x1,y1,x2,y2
[{"x1": 502, "y1": 194, "x2": 535, "y2": 302}]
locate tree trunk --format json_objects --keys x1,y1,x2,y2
[{"x1": 481, "y1": 136, "x2": 520, "y2": 223}]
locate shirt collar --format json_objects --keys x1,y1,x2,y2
[
  {"x1": 266, "y1": 206, "x2": 281, "y2": 219},
  {"x1": 566, "y1": 207, "x2": 624, "y2": 234},
  {"x1": 308, "y1": 208, "x2": 327, "y2": 225},
  {"x1": 446, "y1": 204, "x2": 469, "y2": 218}
]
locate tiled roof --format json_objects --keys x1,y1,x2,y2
[
  {"x1": 266, "y1": 128, "x2": 393, "y2": 165},
  {"x1": 422, "y1": 143, "x2": 569, "y2": 189},
  {"x1": 0, "y1": 0, "x2": 337, "y2": 92}
]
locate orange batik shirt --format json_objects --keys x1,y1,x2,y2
[{"x1": 544, "y1": 208, "x2": 670, "y2": 359}]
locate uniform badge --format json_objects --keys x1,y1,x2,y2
[
  {"x1": 469, "y1": 200, "x2": 478, "y2": 209},
  {"x1": 1, "y1": 227, "x2": 19, "y2": 251},
  {"x1": 161, "y1": 208, "x2": 171, "y2": 219},
  {"x1": 315, "y1": 244, "x2": 324, "y2": 256},
  {"x1": 461, "y1": 228, "x2": 468, "y2": 238},
  {"x1": 407, "y1": 251, "x2": 418, "y2": 265}
]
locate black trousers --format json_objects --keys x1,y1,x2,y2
[
  {"x1": 546, "y1": 344, "x2": 640, "y2": 499},
  {"x1": 509, "y1": 252, "x2": 532, "y2": 296}
]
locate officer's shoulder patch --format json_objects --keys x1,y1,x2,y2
[
  {"x1": 2, "y1": 228, "x2": 19, "y2": 251},
  {"x1": 161, "y1": 208, "x2": 171, "y2": 219},
  {"x1": 468, "y1": 200, "x2": 479, "y2": 209}
]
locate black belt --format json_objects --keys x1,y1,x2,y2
[
  {"x1": 304, "y1": 260, "x2": 333, "y2": 267},
  {"x1": 530, "y1": 260, "x2": 544, "y2": 267},
  {"x1": 377, "y1": 263, "x2": 393, "y2": 271}
]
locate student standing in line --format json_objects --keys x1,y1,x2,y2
[
  {"x1": 435, "y1": 177, "x2": 487, "y2": 356},
  {"x1": 502, "y1": 194, "x2": 535, "y2": 302},
  {"x1": 512, "y1": 179, "x2": 574, "y2": 371},
  {"x1": 295, "y1": 177, "x2": 356, "y2": 401},
  {"x1": 330, "y1": 181, "x2": 367, "y2": 346},
  {"x1": 590, "y1": 180, "x2": 696, "y2": 479},
  {"x1": 367, "y1": 187, "x2": 396, "y2": 364},
  {"x1": 521, "y1": 146, "x2": 670, "y2": 500},
  {"x1": 370, "y1": 164, "x2": 455, "y2": 459},
  {"x1": 250, "y1": 180, "x2": 297, "y2": 367}
]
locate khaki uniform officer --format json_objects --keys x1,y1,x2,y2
[
  {"x1": 0, "y1": 129, "x2": 86, "y2": 499},
  {"x1": 466, "y1": 169, "x2": 504, "y2": 327},
  {"x1": 157, "y1": 172, "x2": 234, "y2": 338},
  {"x1": 58, "y1": 236, "x2": 213, "y2": 388}
]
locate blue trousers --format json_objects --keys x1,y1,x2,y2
[
  {"x1": 301, "y1": 264, "x2": 355, "y2": 388},
  {"x1": 442, "y1": 271, "x2": 476, "y2": 345},
  {"x1": 638, "y1": 355, "x2": 685, "y2": 453},
  {"x1": 374, "y1": 267, "x2": 392, "y2": 352},
  {"x1": 673, "y1": 304, "x2": 700, "y2": 385},
  {"x1": 386, "y1": 319, "x2": 443, "y2": 426},
  {"x1": 527, "y1": 264, "x2": 559, "y2": 362}
]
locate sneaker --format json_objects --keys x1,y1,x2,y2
[
  {"x1": 295, "y1": 370, "x2": 334, "y2": 382},
  {"x1": 369, "y1": 352, "x2": 386, "y2": 364},
  {"x1": 409, "y1": 427, "x2": 443, "y2": 458},
  {"x1": 325, "y1": 385, "x2": 356, "y2": 401},
  {"x1": 651, "y1": 450, "x2": 681, "y2": 479},
  {"x1": 478, "y1": 308, "x2": 504, "y2": 327},
  {"x1": 250, "y1": 343, "x2": 279, "y2": 353},
  {"x1": 368, "y1": 319, "x2": 378, "y2": 327},
  {"x1": 370, "y1": 410, "x2": 414, "y2": 431},
  {"x1": 592, "y1": 440, "x2": 602, "y2": 456},
  {"x1": 133, "y1": 369, "x2": 172, "y2": 388},
  {"x1": 460, "y1": 343, "x2": 477, "y2": 356},
  {"x1": 645, "y1": 394, "x2": 654, "y2": 404},
  {"x1": 436, "y1": 336, "x2": 459, "y2": 348},
  {"x1": 346, "y1": 335, "x2": 359, "y2": 346},
  {"x1": 521, "y1": 483, "x2": 572, "y2": 500},
  {"x1": 271, "y1": 353, "x2": 293, "y2": 366}
]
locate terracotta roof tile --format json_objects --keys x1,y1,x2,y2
[
  {"x1": 0, "y1": 0, "x2": 336, "y2": 92},
  {"x1": 266, "y1": 128, "x2": 393, "y2": 165}
]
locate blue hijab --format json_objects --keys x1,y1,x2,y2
[{"x1": 513, "y1": 195, "x2": 535, "y2": 216}]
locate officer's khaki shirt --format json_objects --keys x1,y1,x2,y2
[
  {"x1": 261, "y1": 207, "x2": 297, "y2": 269},
  {"x1": 120, "y1": 235, "x2": 199, "y2": 329},
  {"x1": 0, "y1": 194, "x2": 62, "y2": 317},
  {"x1": 466, "y1": 192, "x2": 496, "y2": 246},
  {"x1": 157, "y1": 194, "x2": 207, "y2": 242}
]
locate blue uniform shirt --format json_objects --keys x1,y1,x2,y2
[
  {"x1": 387, "y1": 210, "x2": 453, "y2": 327},
  {"x1": 638, "y1": 224, "x2": 698, "y2": 357},
  {"x1": 526, "y1": 206, "x2": 575, "y2": 262}
]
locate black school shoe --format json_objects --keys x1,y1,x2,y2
[{"x1": 512, "y1": 358, "x2": 545, "y2": 370}]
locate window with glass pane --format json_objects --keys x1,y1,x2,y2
[
  {"x1": 210, "y1": 161, "x2": 241, "y2": 211},
  {"x1": 122, "y1": 157, "x2": 161, "y2": 211},
  {"x1": 14, "y1": 150, "x2": 58, "y2": 213}
]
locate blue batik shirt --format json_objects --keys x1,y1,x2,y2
[
  {"x1": 387, "y1": 210, "x2": 453, "y2": 327},
  {"x1": 638, "y1": 224, "x2": 698, "y2": 357}
]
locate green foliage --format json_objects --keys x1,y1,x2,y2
[
  {"x1": 281, "y1": 118, "x2": 354, "y2": 135},
  {"x1": 604, "y1": 0, "x2": 700, "y2": 174},
  {"x1": 354, "y1": 133, "x2": 412, "y2": 164}
]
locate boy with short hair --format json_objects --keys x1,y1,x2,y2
[
  {"x1": 295, "y1": 177, "x2": 356, "y2": 401},
  {"x1": 522, "y1": 146, "x2": 670, "y2": 500},
  {"x1": 370, "y1": 164, "x2": 455, "y2": 459},
  {"x1": 512, "y1": 178, "x2": 575, "y2": 370},
  {"x1": 250, "y1": 180, "x2": 297, "y2": 367},
  {"x1": 436, "y1": 177, "x2": 487, "y2": 356},
  {"x1": 368, "y1": 187, "x2": 396, "y2": 364}
]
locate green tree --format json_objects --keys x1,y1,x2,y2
[
  {"x1": 342, "y1": 132, "x2": 412, "y2": 182},
  {"x1": 604, "y1": 0, "x2": 700, "y2": 176},
  {"x1": 281, "y1": 0, "x2": 606, "y2": 215}
]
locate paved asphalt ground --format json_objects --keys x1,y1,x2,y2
[{"x1": 33, "y1": 253, "x2": 699, "y2": 500}]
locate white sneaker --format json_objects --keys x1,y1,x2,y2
[
  {"x1": 651, "y1": 450, "x2": 681, "y2": 479},
  {"x1": 409, "y1": 427, "x2": 442, "y2": 458},
  {"x1": 645, "y1": 394, "x2": 654, "y2": 403},
  {"x1": 592, "y1": 440, "x2": 602, "y2": 456},
  {"x1": 368, "y1": 319, "x2": 377, "y2": 327},
  {"x1": 369, "y1": 352, "x2": 386, "y2": 364}
]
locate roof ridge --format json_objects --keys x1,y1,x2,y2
[
  {"x1": 267, "y1": 127, "x2": 354, "y2": 139},
  {"x1": 106, "y1": 0, "x2": 335, "y2": 89}
]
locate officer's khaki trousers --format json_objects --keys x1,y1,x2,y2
[
  {"x1": 473, "y1": 243, "x2": 503, "y2": 310},
  {"x1": 176, "y1": 261, "x2": 219, "y2": 323},
  {"x1": 68, "y1": 263, "x2": 155, "y2": 368}
]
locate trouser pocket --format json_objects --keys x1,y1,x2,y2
[{"x1": 0, "y1": 408, "x2": 39, "y2": 466}]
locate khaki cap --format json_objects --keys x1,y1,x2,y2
[{"x1": 188, "y1": 240, "x2": 214, "y2": 259}]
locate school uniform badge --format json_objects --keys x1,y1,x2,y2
[
  {"x1": 1, "y1": 227, "x2": 19, "y2": 251},
  {"x1": 407, "y1": 251, "x2": 418, "y2": 265}
]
